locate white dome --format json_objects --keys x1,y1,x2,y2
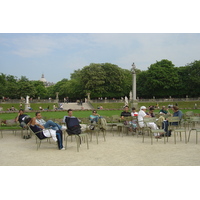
[{"x1": 40, "y1": 74, "x2": 47, "y2": 83}]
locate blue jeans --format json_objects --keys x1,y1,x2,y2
[
  {"x1": 56, "y1": 130, "x2": 63, "y2": 149},
  {"x1": 44, "y1": 120, "x2": 62, "y2": 131}
]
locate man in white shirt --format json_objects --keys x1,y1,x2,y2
[{"x1": 138, "y1": 106, "x2": 161, "y2": 138}]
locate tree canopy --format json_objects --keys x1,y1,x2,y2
[{"x1": 1, "y1": 59, "x2": 200, "y2": 100}]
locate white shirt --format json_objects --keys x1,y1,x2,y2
[{"x1": 137, "y1": 110, "x2": 147, "y2": 127}]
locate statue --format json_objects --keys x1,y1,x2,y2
[
  {"x1": 131, "y1": 62, "x2": 136, "y2": 74},
  {"x1": 125, "y1": 96, "x2": 128, "y2": 106},
  {"x1": 26, "y1": 96, "x2": 29, "y2": 104}
]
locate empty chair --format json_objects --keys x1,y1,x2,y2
[{"x1": 188, "y1": 117, "x2": 200, "y2": 144}]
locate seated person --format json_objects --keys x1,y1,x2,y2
[
  {"x1": 28, "y1": 117, "x2": 65, "y2": 150},
  {"x1": 15, "y1": 109, "x2": 31, "y2": 139},
  {"x1": 163, "y1": 106, "x2": 183, "y2": 137},
  {"x1": 131, "y1": 107, "x2": 138, "y2": 116},
  {"x1": 35, "y1": 112, "x2": 62, "y2": 131},
  {"x1": 15, "y1": 109, "x2": 28, "y2": 128},
  {"x1": 63, "y1": 109, "x2": 86, "y2": 132},
  {"x1": 120, "y1": 106, "x2": 134, "y2": 131},
  {"x1": 159, "y1": 106, "x2": 170, "y2": 115},
  {"x1": 90, "y1": 110, "x2": 101, "y2": 123},
  {"x1": 138, "y1": 106, "x2": 162, "y2": 138},
  {"x1": 131, "y1": 107, "x2": 138, "y2": 131},
  {"x1": 63, "y1": 109, "x2": 76, "y2": 123},
  {"x1": 147, "y1": 107, "x2": 155, "y2": 117}
]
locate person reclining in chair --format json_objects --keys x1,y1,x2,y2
[
  {"x1": 28, "y1": 117, "x2": 65, "y2": 150},
  {"x1": 35, "y1": 112, "x2": 62, "y2": 131}
]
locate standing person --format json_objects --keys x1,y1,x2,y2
[
  {"x1": 29, "y1": 117, "x2": 65, "y2": 150},
  {"x1": 138, "y1": 106, "x2": 162, "y2": 138},
  {"x1": 35, "y1": 112, "x2": 62, "y2": 131}
]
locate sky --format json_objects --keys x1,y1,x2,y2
[{"x1": 1, "y1": 33, "x2": 200, "y2": 83}]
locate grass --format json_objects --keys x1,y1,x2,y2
[
  {"x1": 0, "y1": 101, "x2": 200, "y2": 121},
  {"x1": 0, "y1": 102, "x2": 56, "y2": 111}
]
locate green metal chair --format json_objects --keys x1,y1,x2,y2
[
  {"x1": 168, "y1": 117, "x2": 187, "y2": 144},
  {"x1": 188, "y1": 117, "x2": 200, "y2": 144}
]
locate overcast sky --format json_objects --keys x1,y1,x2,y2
[{"x1": 1, "y1": 33, "x2": 200, "y2": 83}]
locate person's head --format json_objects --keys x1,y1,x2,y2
[
  {"x1": 149, "y1": 107, "x2": 154, "y2": 113},
  {"x1": 19, "y1": 109, "x2": 24, "y2": 114},
  {"x1": 140, "y1": 106, "x2": 147, "y2": 111},
  {"x1": 124, "y1": 105, "x2": 129, "y2": 112},
  {"x1": 172, "y1": 106, "x2": 179, "y2": 112},
  {"x1": 68, "y1": 109, "x2": 73, "y2": 116},
  {"x1": 162, "y1": 106, "x2": 166, "y2": 110},
  {"x1": 35, "y1": 112, "x2": 42, "y2": 119},
  {"x1": 92, "y1": 110, "x2": 98, "y2": 115},
  {"x1": 132, "y1": 107, "x2": 136, "y2": 112}
]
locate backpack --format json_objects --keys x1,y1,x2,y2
[
  {"x1": 99, "y1": 118, "x2": 107, "y2": 130},
  {"x1": 65, "y1": 117, "x2": 81, "y2": 135}
]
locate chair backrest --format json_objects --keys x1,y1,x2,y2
[
  {"x1": 98, "y1": 118, "x2": 107, "y2": 130},
  {"x1": 185, "y1": 111, "x2": 195, "y2": 117},
  {"x1": 65, "y1": 117, "x2": 81, "y2": 135},
  {"x1": 143, "y1": 117, "x2": 157, "y2": 127},
  {"x1": 112, "y1": 115, "x2": 120, "y2": 123},
  {"x1": 27, "y1": 125, "x2": 47, "y2": 140}
]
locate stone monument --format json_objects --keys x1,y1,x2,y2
[{"x1": 24, "y1": 95, "x2": 30, "y2": 111}]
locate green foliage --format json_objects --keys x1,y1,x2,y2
[{"x1": 1, "y1": 60, "x2": 200, "y2": 99}]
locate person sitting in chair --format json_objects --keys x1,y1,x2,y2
[
  {"x1": 35, "y1": 112, "x2": 62, "y2": 131},
  {"x1": 28, "y1": 117, "x2": 65, "y2": 150}
]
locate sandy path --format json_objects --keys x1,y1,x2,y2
[{"x1": 1, "y1": 128, "x2": 200, "y2": 166}]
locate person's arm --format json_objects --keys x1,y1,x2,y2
[{"x1": 15, "y1": 113, "x2": 20, "y2": 122}]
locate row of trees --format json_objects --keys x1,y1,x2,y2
[{"x1": 1, "y1": 59, "x2": 200, "y2": 100}]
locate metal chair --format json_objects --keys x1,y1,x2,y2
[
  {"x1": 168, "y1": 117, "x2": 187, "y2": 144},
  {"x1": 27, "y1": 125, "x2": 52, "y2": 150},
  {"x1": 65, "y1": 117, "x2": 89, "y2": 151},
  {"x1": 188, "y1": 117, "x2": 200, "y2": 144},
  {"x1": 142, "y1": 118, "x2": 166, "y2": 144}
]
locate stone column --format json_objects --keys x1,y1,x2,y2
[{"x1": 131, "y1": 63, "x2": 138, "y2": 109}]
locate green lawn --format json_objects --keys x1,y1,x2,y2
[{"x1": 0, "y1": 101, "x2": 200, "y2": 121}]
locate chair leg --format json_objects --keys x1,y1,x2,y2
[
  {"x1": 188, "y1": 130, "x2": 192, "y2": 142},
  {"x1": 196, "y1": 131, "x2": 198, "y2": 144},
  {"x1": 185, "y1": 131, "x2": 187, "y2": 144},
  {"x1": 174, "y1": 131, "x2": 176, "y2": 144}
]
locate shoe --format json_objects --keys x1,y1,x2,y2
[
  {"x1": 155, "y1": 136, "x2": 161, "y2": 139},
  {"x1": 60, "y1": 147, "x2": 65, "y2": 150}
]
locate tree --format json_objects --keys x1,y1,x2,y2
[
  {"x1": 17, "y1": 76, "x2": 36, "y2": 98},
  {"x1": 144, "y1": 59, "x2": 179, "y2": 98},
  {"x1": 32, "y1": 81, "x2": 47, "y2": 98}
]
